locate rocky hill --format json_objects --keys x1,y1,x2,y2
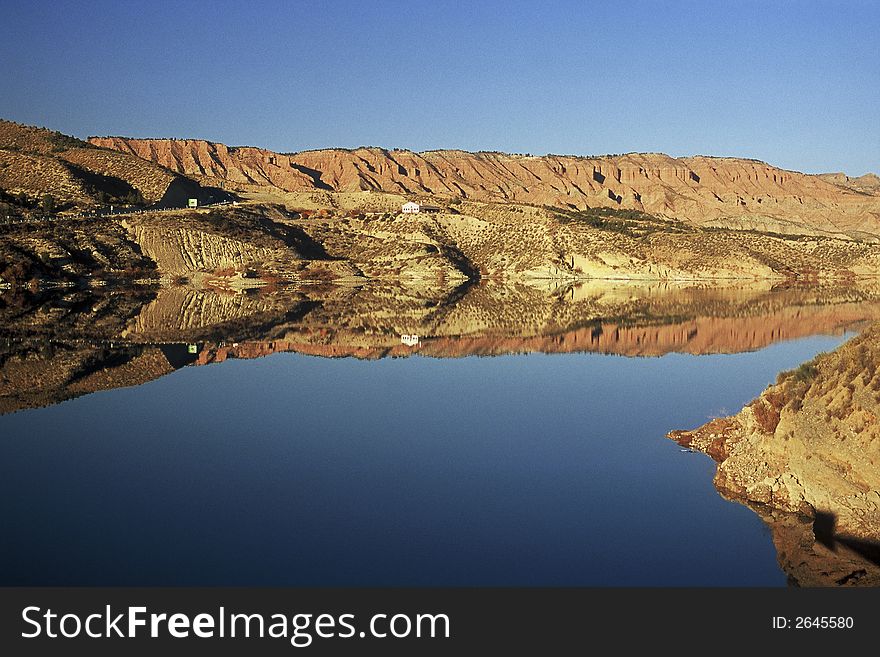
[
  {"x1": 818, "y1": 172, "x2": 880, "y2": 195},
  {"x1": 90, "y1": 136, "x2": 880, "y2": 241},
  {"x1": 0, "y1": 120, "x2": 227, "y2": 212},
  {"x1": 4, "y1": 120, "x2": 880, "y2": 288}
]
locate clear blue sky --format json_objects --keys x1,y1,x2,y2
[{"x1": 1, "y1": 0, "x2": 878, "y2": 175}]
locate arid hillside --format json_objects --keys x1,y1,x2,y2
[
  {"x1": 6, "y1": 193, "x2": 880, "y2": 288},
  {"x1": 90, "y1": 136, "x2": 880, "y2": 240},
  {"x1": 818, "y1": 172, "x2": 880, "y2": 195},
  {"x1": 3, "y1": 120, "x2": 880, "y2": 288},
  {"x1": 0, "y1": 120, "x2": 227, "y2": 212}
]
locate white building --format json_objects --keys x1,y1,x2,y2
[
  {"x1": 400, "y1": 334, "x2": 420, "y2": 346},
  {"x1": 402, "y1": 201, "x2": 420, "y2": 214}
]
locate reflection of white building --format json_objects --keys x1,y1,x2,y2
[{"x1": 401, "y1": 334, "x2": 420, "y2": 346}]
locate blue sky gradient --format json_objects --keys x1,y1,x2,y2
[{"x1": 1, "y1": 1, "x2": 877, "y2": 174}]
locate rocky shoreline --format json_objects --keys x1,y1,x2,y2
[{"x1": 670, "y1": 325, "x2": 880, "y2": 586}]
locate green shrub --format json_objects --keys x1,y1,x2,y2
[{"x1": 792, "y1": 362, "x2": 820, "y2": 382}]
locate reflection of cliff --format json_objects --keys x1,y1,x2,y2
[
  {"x1": 417, "y1": 306, "x2": 875, "y2": 358},
  {"x1": 124, "y1": 286, "x2": 316, "y2": 341},
  {"x1": 183, "y1": 282, "x2": 880, "y2": 362},
  {"x1": 194, "y1": 306, "x2": 877, "y2": 363},
  {"x1": 757, "y1": 508, "x2": 880, "y2": 586},
  {"x1": 6, "y1": 281, "x2": 880, "y2": 414},
  {"x1": 670, "y1": 324, "x2": 880, "y2": 586}
]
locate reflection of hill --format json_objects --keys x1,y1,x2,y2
[
  {"x1": 188, "y1": 281, "x2": 880, "y2": 362},
  {"x1": 4, "y1": 281, "x2": 880, "y2": 414},
  {"x1": 124, "y1": 286, "x2": 317, "y2": 340},
  {"x1": 0, "y1": 344, "x2": 178, "y2": 415}
]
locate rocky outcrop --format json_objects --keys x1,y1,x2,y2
[
  {"x1": 116, "y1": 203, "x2": 473, "y2": 284},
  {"x1": 125, "y1": 221, "x2": 286, "y2": 276},
  {"x1": 119, "y1": 203, "x2": 360, "y2": 281},
  {"x1": 670, "y1": 324, "x2": 880, "y2": 585},
  {"x1": 90, "y1": 136, "x2": 880, "y2": 240}
]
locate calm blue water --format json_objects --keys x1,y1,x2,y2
[{"x1": 0, "y1": 334, "x2": 848, "y2": 586}]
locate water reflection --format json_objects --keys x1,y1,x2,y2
[
  {"x1": 3, "y1": 279, "x2": 880, "y2": 414},
  {"x1": 1, "y1": 279, "x2": 876, "y2": 585},
  {"x1": 743, "y1": 507, "x2": 880, "y2": 587}
]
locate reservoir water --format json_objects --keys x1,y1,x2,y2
[{"x1": 0, "y1": 325, "x2": 850, "y2": 585}]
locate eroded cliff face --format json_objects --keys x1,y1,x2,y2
[
  {"x1": 670, "y1": 325, "x2": 880, "y2": 586},
  {"x1": 90, "y1": 136, "x2": 880, "y2": 240},
  {"x1": 124, "y1": 221, "x2": 288, "y2": 277}
]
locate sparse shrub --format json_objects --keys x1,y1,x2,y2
[
  {"x1": 778, "y1": 360, "x2": 821, "y2": 385},
  {"x1": 124, "y1": 190, "x2": 145, "y2": 205},
  {"x1": 792, "y1": 362, "x2": 819, "y2": 383},
  {"x1": 303, "y1": 267, "x2": 337, "y2": 281},
  {"x1": 41, "y1": 193, "x2": 55, "y2": 215}
]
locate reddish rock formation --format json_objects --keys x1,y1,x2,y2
[{"x1": 90, "y1": 136, "x2": 880, "y2": 240}]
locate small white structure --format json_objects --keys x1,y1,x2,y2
[
  {"x1": 402, "y1": 201, "x2": 420, "y2": 214},
  {"x1": 188, "y1": 198, "x2": 199, "y2": 208},
  {"x1": 401, "y1": 334, "x2": 420, "y2": 346}
]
